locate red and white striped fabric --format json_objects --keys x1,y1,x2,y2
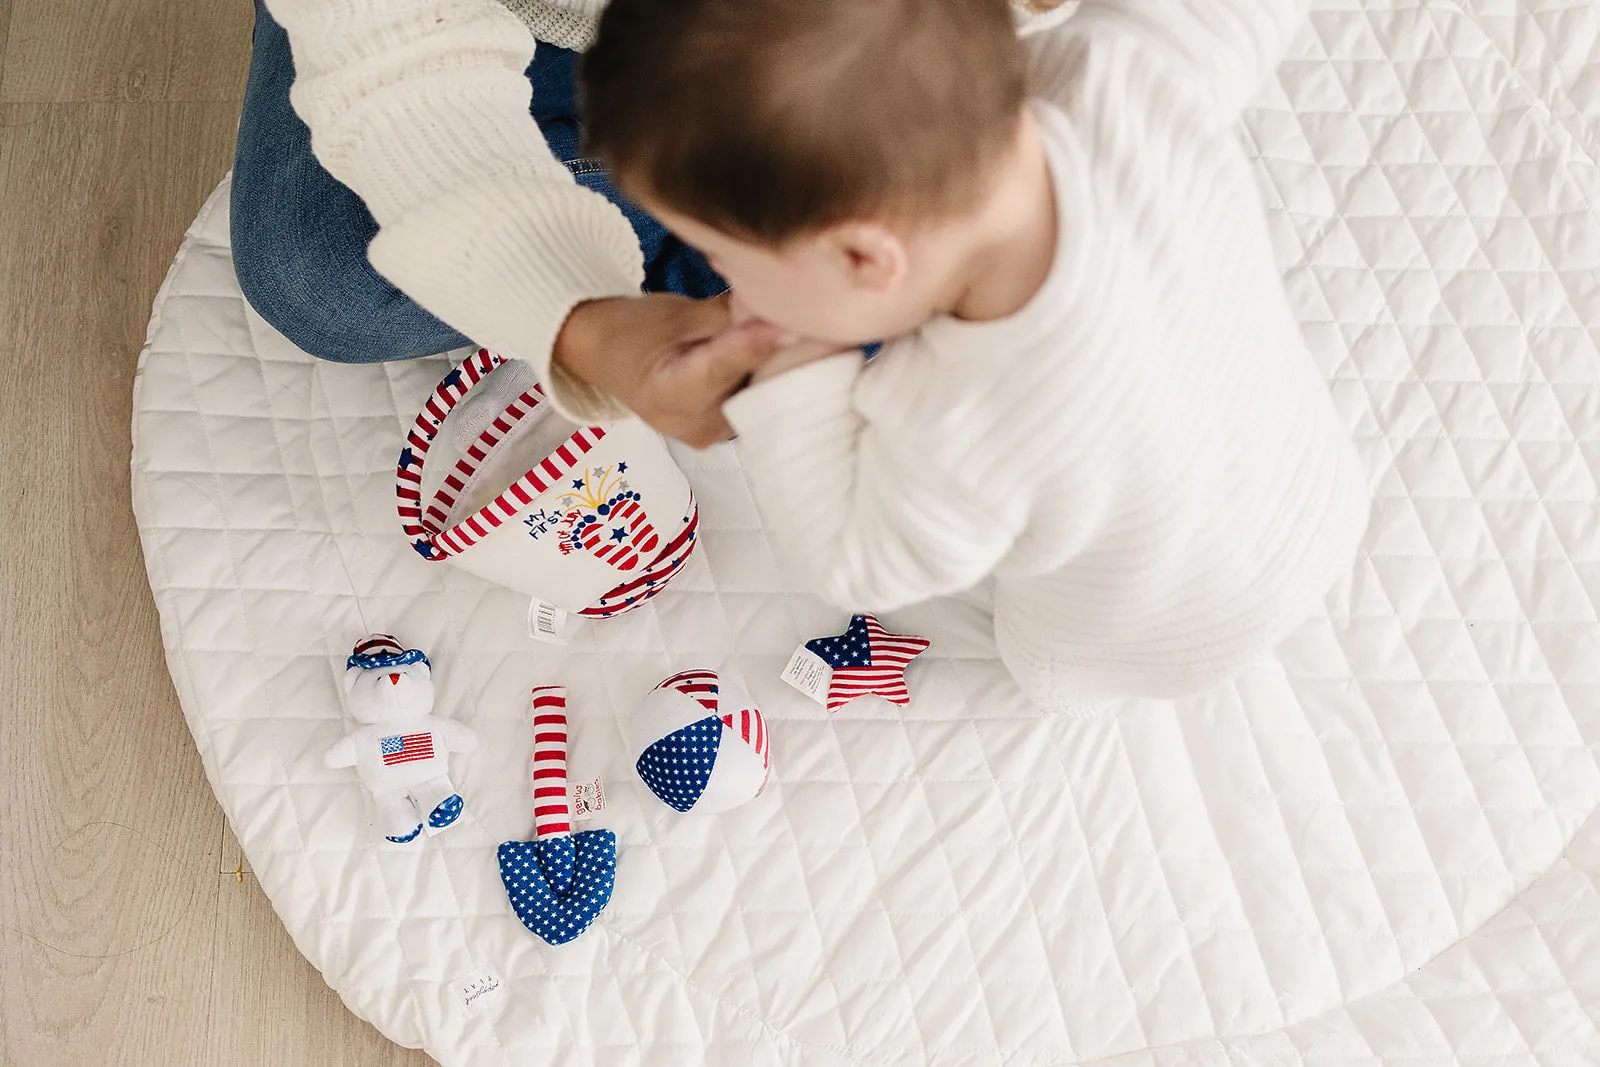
[
  {"x1": 395, "y1": 349, "x2": 700, "y2": 616},
  {"x1": 564, "y1": 495, "x2": 658, "y2": 570},
  {"x1": 575, "y1": 511, "x2": 700, "y2": 619},
  {"x1": 720, "y1": 706, "x2": 768, "y2": 771},
  {"x1": 529, "y1": 686, "x2": 571, "y2": 840},
  {"x1": 396, "y1": 349, "x2": 605, "y2": 558},
  {"x1": 353, "y1": 635, "x2": 405, "y2": 658},
  {"x1": 657, "y1": 670, "x2": 770, "y2": 771},
  {"x1": 660, "y1": 669, "x2": 719, "y2": 713},
  {"x1": 806, "y1": 614, "x2": 932, "y2": 713}
]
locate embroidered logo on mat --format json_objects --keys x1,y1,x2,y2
[{"x1": 451, "y1": 966, "x2": 506, "y2": 1015}]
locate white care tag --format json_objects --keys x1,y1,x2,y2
[
  {"x1": 451, "y1": 966, "x2": 507, "y2": 1016},
  {"x1": 571, "y1": 777, "x2": 606, "y2": 820},
  {"x1": 527, "y1": 598, "x2": 570, "y2": 644},
  {"x1": 781, "y1": 646, "x2": 832, "y2": 705}
]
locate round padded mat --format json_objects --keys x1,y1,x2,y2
[{"x1": 134, "y1": 13, "x2": 1600, "y2": 1055}]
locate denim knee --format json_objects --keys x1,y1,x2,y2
[
  {"x1": 230, "y1": 191, "x2": 470, "y2": 365},
  {"x1": 230, "y1": 232, "x2": 346, "y2": 362},
  {"x1": 230, "y1": 0, "x2": 470, "y2": 365}
]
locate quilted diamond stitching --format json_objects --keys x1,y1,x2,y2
[{"x1": 130, "y1": 4, "x2": 1600, "y2": 1063}]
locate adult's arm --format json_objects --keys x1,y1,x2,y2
[{"x1": 265, "y1": 0, "x2": 642, "y2": 420}]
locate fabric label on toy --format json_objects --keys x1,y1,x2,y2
[
  {"x1": 571, "y1": 778, "x2": 606, "y2": 820},
  {"x1": 451, "y1": 965, "x2": 507, "y2": 1016},
  {"x1": 781, "y1": 646, "x2": 832, "y2": 705},
  {"x1": 527, "y1": 598, "x2": 570, "y2": 644}
]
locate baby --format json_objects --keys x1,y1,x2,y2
[{"x1": 581, "y1": 0, "x2": 1370, "y2": 708}]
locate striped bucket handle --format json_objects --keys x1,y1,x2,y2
[
  {"x1": 394, "y1": 349, "x2": 702, "y2": 618},
  {"x1": 396, "y1": 348, "x2": 608, "y2": 562}
]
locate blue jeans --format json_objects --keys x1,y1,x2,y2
[{"x1": 230, "y1": 0, "x2": 724, "y2": 363}]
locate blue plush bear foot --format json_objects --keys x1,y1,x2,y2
[
  {"x1": 429, "y1": 794, "x2": 464, "y2": 828},
  {"x1": 386, "y1": 823, "x2": 424, "y2": 844}
]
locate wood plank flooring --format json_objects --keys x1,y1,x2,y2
[{"x1": 0, "y1": 2, "x2": 431, "y2": 1062}]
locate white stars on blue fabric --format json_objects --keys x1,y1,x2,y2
[
  {"x1": 806, "y1": 615, "x2": 874, "y2": 668},
  {"x1": 428, "y1": 794, "x2": 463, "y2": 828},
  {"x1": 635, "y1": 716, "x2": 722, "y2": 812},
  {"x1": 386, "y1": 823, "x2": 423, "y2": 844},
  {"x1": 497, "y1": 830, "x2": 617, "y2": 945}
]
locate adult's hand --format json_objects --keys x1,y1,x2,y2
[{"x1": 554, "y1": 294, "x2": 782, "y2": 448}]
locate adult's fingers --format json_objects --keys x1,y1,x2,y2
[
  {"x1": 661, "y1": 293, "x2": 734, "y2": 350},
  {"x1": 691, "y1": 320, "x2": 784, "y2": 393}
]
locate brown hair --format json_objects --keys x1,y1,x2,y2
[{"x1": 581, "y1": 0, "x2": 1028, "y2": 244}]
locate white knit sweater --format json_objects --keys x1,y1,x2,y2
[{"x1": 725, "y1": 10, "x2": 1370, "y2": 707}]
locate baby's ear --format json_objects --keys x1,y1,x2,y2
[{"x1": 826, "y1": 221, "x2": 908, "y2": 292}]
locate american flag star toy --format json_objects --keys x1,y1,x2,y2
[
  {"x1": 805, "y1": 614, "x2": 930, "y2": 712},
  {"x1": 629, "y1": 671, "x2": 771, "y2": 814},
  {"x1": 496, "y1": 687, "x2": 617, "y2": 946}
]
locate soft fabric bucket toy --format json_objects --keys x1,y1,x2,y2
[{"x1": 397, "y1": 349, "x2": 699, "y2": 619}]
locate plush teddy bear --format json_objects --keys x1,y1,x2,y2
[{"x1": 325, "y1": 635, "x2": 478, "y2": 843}]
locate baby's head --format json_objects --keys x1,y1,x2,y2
[{"x1": 582, "y1": 0, "x2": 1029, "y2": 346}]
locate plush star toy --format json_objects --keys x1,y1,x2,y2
[{"x1": 805, "y1": 614, "x2": 930, "y2": 712}]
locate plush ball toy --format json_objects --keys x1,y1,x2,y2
[
  {"x1": 630, "y1": 670, "x2": 770, "y2": 814},
  {"x1": 325, "y1": 635, "x2": 478, "y2": 843}
]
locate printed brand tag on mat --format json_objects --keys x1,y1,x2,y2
[
  {"x1": 571, "y1": 778, "x2": 606, "y2": 820},
  {"x1": 451, "y1": 966, "x2": 507, "y2": 1015},
  {"x1": 527, "y1": 598, "x2": 570, "y2": 644},
  {"x1": 781, "y1": 646, "x2": 832, "y2": 705}
]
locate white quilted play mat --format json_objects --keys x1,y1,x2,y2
[{"x1": 133, "y1": 4, "x2": 1600, "y2": 1065}]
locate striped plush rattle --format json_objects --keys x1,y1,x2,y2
[{"x1": 496, "y1": 687, "x2": 617, "y2": 945}]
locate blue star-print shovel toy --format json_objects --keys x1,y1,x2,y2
[{"x1": 497, "y1": 686, "x2": 617, "y2": 946}]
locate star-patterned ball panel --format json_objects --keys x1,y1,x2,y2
[{"x1": 634, "y1": 716, "x2": 723, "y2": 812}]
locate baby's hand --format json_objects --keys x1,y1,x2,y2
[
  {"x1": 723, "y1": 293, "x2": 856, "y2": 386},
  {"x1": 749, "y1": 336, "x2": 856, "y2": 385}
]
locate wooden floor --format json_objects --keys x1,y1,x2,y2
[{"x1": 0, "y1": 1, "x2": 431, "y2": 1062}]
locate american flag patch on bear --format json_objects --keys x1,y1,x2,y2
[{"x1": 380, "y1": 732, "x2": 434, "y2": 766}]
